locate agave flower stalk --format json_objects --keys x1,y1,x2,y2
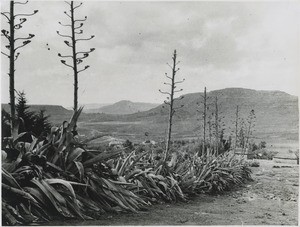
[
  {"x1": 57, "y1": 1, "x2": 95, "y2": 112},
  {"x1": 1, "y1": 1, "x2": 38, "y2": 133},
  {"x1": 159, "y1": 50, "x2": 185, "y2": 163}
]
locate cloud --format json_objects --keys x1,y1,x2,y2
[{"x1": 1, "y1": 1, "x2": 299, "y2": 107}]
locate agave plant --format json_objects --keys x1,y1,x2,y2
[
  {"x1": 2, "y1": 107, "x2": 253, "y2": 225},
  {"x1": 1, "y1": 108, "x2": 148, "y2": 225}
]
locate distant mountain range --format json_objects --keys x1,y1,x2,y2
[
  {"x1": 67, "y1": 103, "x2": 112, "y2": 111},
  {"x1": 84, "y1": 88, "x2": 299, "y2": 142},
  {"x1": 2, "y1": 88, "x2": 298, "y2": 144},
  {"x1": 84, "y1": 100, "x2": 160, "y2": 114}
]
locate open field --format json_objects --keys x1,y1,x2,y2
[
  {"x1": 46, "y1": 160, "x2": 299, "y2": 226},
  {"x1": 77, "y1": 120, "x2": 298, "y2": 155}
]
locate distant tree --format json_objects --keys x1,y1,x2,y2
[
  {"x1": 16, "y1": 91, "x2": 35, "y2": 133},
  {"x1": 259, "y1": 141, "x2": 266, "y2": 149},
  {"x1": 1, "y1": 1, "x2": 38, "y2": 133},
  {"x1": 159, "y1": 50, "x2": 185, "y2": 162},
  {"x1": 15, "y1": 91, "x2": 52, "y2": 136},
  {"x1": 57, "y1": 1, "x2": 95, "y2": 112},
  {"x1": 33, "y1": 109, "x2": 52, "y2": 137}
]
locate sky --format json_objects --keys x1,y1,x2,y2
[{"x1": 1, "y1": 1, "x2": 300, "y2": 107}]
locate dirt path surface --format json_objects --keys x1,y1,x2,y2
[{"x1": 48, "y1": 160, "x2": 298, "y2": 226}]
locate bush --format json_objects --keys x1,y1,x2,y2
[
  {"x1": 248, "y1": 148, "x2": 277, "y2": 160},
  {"x1": 246, "y1": 160, "x2": 260, "y2": 167}
]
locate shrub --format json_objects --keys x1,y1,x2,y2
[
  {"x1": 248, "y1": 148, "x2": 277, "y2": 160},
  {"x1": 246, "y1": 160, "x2": 260, "y2": 167}
]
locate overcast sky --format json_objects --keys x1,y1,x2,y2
[{"x1": 1, "y1": 1, "x2": 299, "y2": 107}]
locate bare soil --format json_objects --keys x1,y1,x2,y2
[{"x1": 48, "y1": 160, "x2": 298, "y2": 226}]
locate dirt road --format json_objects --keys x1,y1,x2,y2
[{"x1": 48, "y1": 160, "x2": 298, "y2": 226}]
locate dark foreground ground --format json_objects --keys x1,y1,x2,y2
[{"x1": 47, "y1": 160, "x2": 298, "y2": 226}]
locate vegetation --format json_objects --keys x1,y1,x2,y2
[
  {"x1": 2, "y1": 92, "x2": 52, "y2": 140},
  {"x1": 57, "y1": 1, "x2": 95, "y2": 112},
  {"x1": 247, "y1": 141, "x2": 277, "y2": 160},
  {"x1": 246, "y1": 160, "x2": 260, "y2": 167},
  {"x1": 1, "y1": 0, "x2": 38, "y2": 133},
  {"x1": 196, "y1": 87, "x2": 209, "y2": 157},
  {"x1": 159, "y1": 49, "x2": 185, "y2": 162},
  {"x1": 2, "y1": 109, "x2": 253, "y2": 225},
  {"x1": 1, "y1": 3, "x2": 256, "y2": 225}
]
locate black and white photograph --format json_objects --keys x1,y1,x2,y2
[{"x1": 1, "y1": 0, "x2": 299, "y2": 225}]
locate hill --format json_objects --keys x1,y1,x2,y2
[
  {"x1": 85, "y1": 100, "x2": 160, "y2": 114},
  {"x1": 2, "y1": 88, "x2": 298, "y2": 145},
  {"x1": 81, "y1": 88, "x2": 298, "y2": 143},
  {"x1": 1, "y1": 104, "x2": 73, "y2": 124}
]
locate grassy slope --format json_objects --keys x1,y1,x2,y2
[
  {"x1": 79, "y1": 88, "x2": 299, "y2": 144},
  {"x1": 2, "y1": 88, "x2": 298, "y2": 144}
]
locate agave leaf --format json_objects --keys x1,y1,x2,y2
[
  {"x1": 167, "y1": 175, "x2": 178, "y2": 188},
  {"x1": 68, "y1": 106, "x2": 83, "y2": 130},
  {"x1": 64, "y1": 196, "x2": 85, "y2": 220},
  {"x1": 168, "y1": 153, "x2": 177, "y2": 167},
  {"x1": 2, "y1": 168, "x2": 22, "y2": 188},
  {"x1": 67, "y1": 147, "x2": 85, "y2": 164},
  {"x1": 36, "y1": 142, "x2": 51, "y2": 156},
  {"x1": 103, "y1": 178, "x2": 141, "y2": 200},
  {"x1": 75, "y1": 193, "x2": 103, "y2": 212},
  {"x1": 158, "y1": 181, "x2": 168, "y2": 192},
  {"x1": 65, "y1": 131, "x2": 74, "y2": 147},
  {"x1": 83, "y1": 150, "x2": 122, "y2": 167},
  {"x1": 102, "y1": 187, "x2": 133, "y2": 212},
  {"x1": 127, "y1": 150, "x2": 150, "y2": 171},
  {"x1": 133, "y1": 168, "x2": 153, "y2": 178},
  {"x1": 72, "y1": 161, "x2": 84, "y2": 181},
  {"x1": 125, "y1": 168, "x2": 142, "y2": 180},
  {"x1": 54, "y1": 186, "x2": 85, "y2": 220},
  {"x1": 118, "y1": 150, "x2": 135, "y2": 176},
  {"x1": 28, "y1": 136, "x2": 39, "y2": 152},
  {"x1": 5, "y1": 202, "x2": 27, "y2": 223},
  {"x1": 2, "y1": 149, "x2": 7, "y2": 161},
  {"x1": 57, "y1": 131, "x2": 67, "y2": 150},
  {"x1": 46, "y1": 161, "x2": 63, "y2": 172},
  {"x1": 45, "y1": 179, "x2": 76, "y2": 199},
  {"x1": 2, "y1": 204, "x2": 21, "y2": 225},
  {"x1": 2, "y1": 183, "x2": 39, "y2": 204},
  {"x1": 23, "y1": 186, "x2": 48, "y2": 206},
  {"x1": 138, "y1": 177, "x2": 155, "y2": 197},
  {"x1": 148, "y1": 173, "x2": 165, "y2": 181},
  {"x1": 30, "y1": 178, "x2": 70, "y2": 217},
  {"x1": 115, "y1": 158, "x2": 122, "y2": 171},
  {"x1": 108, "y1": 179, "x2": 135, "y2": 186}
]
